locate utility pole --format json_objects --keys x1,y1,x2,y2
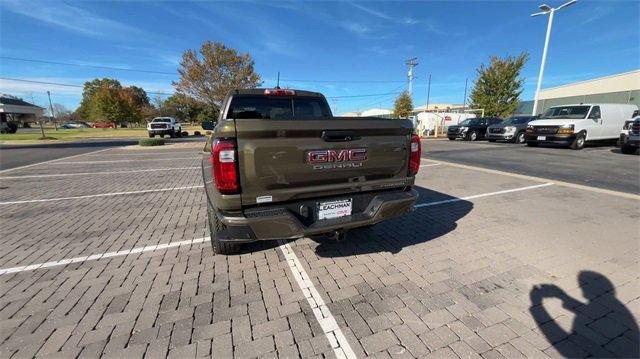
[
  {"x1": 462, "y1": 78, "x2": 468, "y2": 110},
  {"x1": 405, "y1": 57, "x2": 418, "y2": 96},
  {"x1": 47, "y1": 91, "x2": 57, "y2": 131},
  {"x1": 426, "y1": 74, "x2": 431, "y2": 111}
]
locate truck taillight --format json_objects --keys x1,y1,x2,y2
[
  {"x1": 408, "y1": 134, "x2": 421, "y2": 176},
  {"x1": 211, "y1": 139, "x2": 239, "y2": 194}
]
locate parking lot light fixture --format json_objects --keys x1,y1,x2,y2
[{"x1": 531, "y1": 0, "x2": 578, "y2": 116}]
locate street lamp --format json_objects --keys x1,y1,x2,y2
[{"x1": 531, "y1": 0, "x2": 577, "y2": 116}]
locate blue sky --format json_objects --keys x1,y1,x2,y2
[{"x1": 1, "y1": 0, "x2": 638, "y2": 115}]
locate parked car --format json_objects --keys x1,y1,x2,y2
[
  {"x1": 0, "y1": 120, "x2": 17, "y2": 134},
  {"x1": 147, "y1": 117, "x2": 182, "y2": 138},
  {"x1": 61, "y1": 121, "x2": 91, "y2": 129},
  {"x1": 202, "y1": 88, "x2": 420, "y2": 254},
  {"x1": 486, "y1": 116, "x2": 536, "y2": 143},
  {"x1": 447, "y1": 117, "x2": 503, "y2": 141},
  {"x1": 620, "y1": 117, "x2": 640, "y2": 154},
  {"x1": 524, "y1": 103, "x2": 639, "y2": 150},
  {"x1": 93, "y1": 122, "x2": 116, "y2": 128}
]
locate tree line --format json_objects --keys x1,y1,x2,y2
[
  {"x1": 68, "y1": 41, "x2": 261, "y2": 125},
  {"x1": 64, "y1": 40, "x2": 526, "y2": 124}
]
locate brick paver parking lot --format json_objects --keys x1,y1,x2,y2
[{"x1": 0, "y1": 141, "x2": 638, "y2": 358}]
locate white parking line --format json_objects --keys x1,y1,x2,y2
[
  {"x1": 420, "y1": 163, "x2": 441, "y2": 167},
  {"x1": 278, "y1": 240, "x2": 357, "y2": 359},
  {"x1": 424, "y1": 159, "x2": 640, "y2": 200},
  {"x1": 0, "y1": 237, "x2": 210, "y2": 275},
  {"x1": 53, "y1": 157, "x2": 198, "y2": 164},
  {"x1": 414, "y1": 182, "x2": 554, "y2": 208},
  {"x1": 0, "y1": 185, "x2": 204, "y2": 205},
  {"x1": 0, "y1": 167, "x2": 200, "y2": 179},
  {"x1": 0, "y1": 148, "x2": 113, "y2": 174}
]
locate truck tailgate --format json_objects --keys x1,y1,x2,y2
[{"x1": 234, "y1": 118, "x2": 414, "y2": 206}]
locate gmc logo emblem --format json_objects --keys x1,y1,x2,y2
[{"x1": 307, "y1": 149, "x2": 367, "y2": 164}]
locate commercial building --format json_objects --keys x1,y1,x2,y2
[
  {"x1": 517, "y1": 70, "x2": 640, "y2": 115},
  {"x1": 0, "y1": 95, "x2": 44, "y2": 125}
]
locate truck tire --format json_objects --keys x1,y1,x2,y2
[
  {"x1": 170, "y1": 130, "x2": 176, "y2": 138},
  {"x1": 515, "y1": 132, "x2": 526, "y2": 144},
  {"x1": 207, "y1": 204, "x2": 240, "y2": 255},
  {"x1": 148, "y1": 133, "x2": 154, "y2": 138},
  {"x1": 466, "y1": 131, "x2": 477, "y2": 141},
  {"x1": 570, "y1": 132, "x2": 586, "y2": 150},
  {"x1": 526, "y1": 142, "x2": 539, "y2": 147},
  {"x1": 448, "y1": 137, "x2": 456, "y2": 141},
  {"x1": 621, "y1": 145, "x2": 637, "y2": 154}
]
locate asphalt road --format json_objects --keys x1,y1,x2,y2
[
  {"x1": 0, "y1": 137, "x2": 201, "y2": 171},
  {"x1": 423, "y1": 138, "x2": 640, "y2": 194}
]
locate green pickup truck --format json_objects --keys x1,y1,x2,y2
[{"x1": 202, "y1": 88, "x2": 421, "y2": 254}]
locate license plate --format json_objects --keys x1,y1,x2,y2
[
  {"x1": 537, "y1": 136, "x2": 546, "y2": 141},
  {"x1": 318, "y1": 199, "x2": 352, "y2": 220}
]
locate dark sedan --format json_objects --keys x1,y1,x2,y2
[
  {"x1": 486, "y1": 115, "x2": 536, "y2": 143},
  {"x1": 447, "y1": 117, "x2": 503, "y2": 141}
]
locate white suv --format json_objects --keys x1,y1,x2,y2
[{"x1": 147, "y1": 117, "x2": 182, "y2": 138}]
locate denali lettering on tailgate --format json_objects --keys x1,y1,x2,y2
[{"x1": 307, "y1": 149, "x2": 367, "y2": 170}]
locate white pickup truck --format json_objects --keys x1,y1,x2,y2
[{"x1": 147, "y1": 117, "x2": 182, "y2": 138}]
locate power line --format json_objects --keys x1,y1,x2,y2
[
  {"x1": 0, "y1": 77, "x2": 174, "y2": 96},
  {"x1": 0, "y1": 77, "x2": 404, "y2": 99},
  {"x1": 282, "y1": 78, "x2": 404, "y2": 84},
  {"x1": 1, "y1": 56, "x2": 176, "y2": 75},
  {"x1": 1, "y1": 56, "x2": 404, "y2": 84},
  {"x1": 326, "y1": 91, "x2": 403, "y2": 99}
]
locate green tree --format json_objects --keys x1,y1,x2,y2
[
  {"x1": 173, "y1": 41, "x2": 262, "y2": 109},
  {"x1": 393, "y1": 91, "x2": 414, "y2": 118},
  {"x1": 77, "y1": 78, "x2": 149, "y2": 124},
  {"x1": 469, "y1": 53, "x2": 529, "y2": 117},
  {"x1": 77, "y1": 78, "x2": 121, "y2": 119}
]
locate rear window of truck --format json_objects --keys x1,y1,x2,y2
[{"x1": 227, "y1": 96, "x2": 331, "y2": 120}]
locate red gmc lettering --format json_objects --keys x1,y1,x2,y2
[{"x1": 307, "y1": 149, "x2": 367, "y2": 164}]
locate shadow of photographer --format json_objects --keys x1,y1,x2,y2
[{"x1": 530, "y1": 271, "x2": 639, "y2": 358}]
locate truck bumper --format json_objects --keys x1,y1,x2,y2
[
  {"x1": 148, "y1": 129, "x2": 172, "y2": 136},
  {"x1": 486, "y1": 133, "x2": 515, "y2": 141},
  {"x1": 621, "y1": 134, "x2": 640, "y2": 148},
  {"x1": 524, "y1": 133, "x2": 575, "y2": 145},
  {"x1": 214, "y1": 189, "x2": 418, "y2": 242}
]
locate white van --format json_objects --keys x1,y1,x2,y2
[{"x1": 524, "y1": 103, "x2": 639, "y2": 150}]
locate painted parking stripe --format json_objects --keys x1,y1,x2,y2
[
  {"x1": 0, "y1": 237, "x2": 210, "y2": 275},
  {"x1": 0, "y1": 167, "x2": 200, "y2": 179},
  {"x1": 0, "y1": 148, "x2": 113, "y2": 174},
  {"x1": 278, "y1": 240, "x2": 357, "y2": 359},
  {"x1": 53, "y1": 157, "x2": 198, "y2": 164},
  {"x1": 414, "y1": 182, "x2": 554, "y2": 208},
  {"x1": 422, "y1": 159, "x2": 640, "y2": 200},
  {"x1": 420, "y1": 163, "x2": 441, "y2": 167},
  {"x1": 0, "y1": 185, "x2": 204, "y2": 205}
]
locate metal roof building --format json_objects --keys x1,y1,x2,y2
[{"x1": 517, "y1": 70, "x2": 640, "y2": 115}]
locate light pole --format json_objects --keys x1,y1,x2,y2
[{"x1": 531, "y1": 0, "x2": 577, "y2": 116}]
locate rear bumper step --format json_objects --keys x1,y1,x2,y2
[{"x1": 214, "y1": 189, "x2": 418, "y2": 242}]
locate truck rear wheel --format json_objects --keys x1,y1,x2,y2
[{"x1": 207, "y1": 204, "x2": 240, "y2": 255}]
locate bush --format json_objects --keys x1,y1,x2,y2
[
  {"x1": 194, "y1": 131, "x2": 201, "y2": 136},
  {"x1": 138, "y1": 138, "x2": 165, "y2": 146},
  {"x1": 181, "y1": 131, "x2": 188, "y2": 137}
]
